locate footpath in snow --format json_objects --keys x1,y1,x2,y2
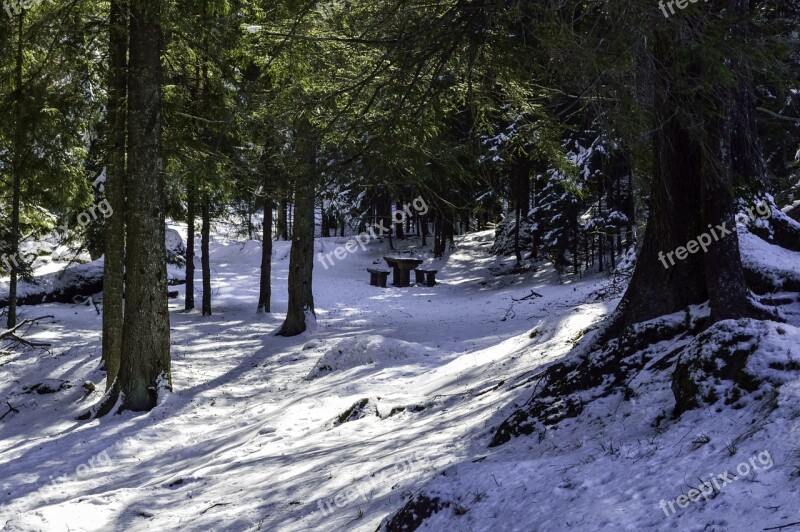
[{"x1": 0, "y1": 227, "x2": 614, "y2": 531}]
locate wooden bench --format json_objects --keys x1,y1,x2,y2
[
  {"x1": 367, "y1": 268, "x2": 390, "y2": 287},
  {"x1": 414, "y1": 268, "x2": 438, "y2": 287}
]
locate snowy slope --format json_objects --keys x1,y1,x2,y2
[
  {"x1": 0, "y1": 227, "x2": 797, "y2": 532},
  {"x1": 0, "y1": 227, "x2": 616, "y2": 531},
  {"x1": 392, "y1": 237, "x2": 800, "y2": 532}
]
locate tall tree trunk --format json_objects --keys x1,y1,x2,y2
[
  {"x1": 247, "y1": 199, "x2": 254, "y2": 241},
  {"x1": 406, "y1": 196, "x2": 413, "y2": 234},
  {"x1": 378, "y1": 194, "x2": 394, "y2": 250},
  {"x1": 603, "y1": 20, "x2": 762, "y2": 340},
  {"x1": 514, "y1": 157, "x2": 531, "y2": 217},
  {"x1": 258, "y1": 173, "x2": 272, "y2": 314},
  {"x1": 395, "y1": 200, "x2": 405, "y2": 239},
  {"x1": 321, "y1": 207, "x2": 331, "y2": 237},
  {"x1": 597, "y1": 186, "x2": 604, "y2": 273},
  {"x1": 729, "y1": 0, "x2": 768, "y2": 193},
  {"x1": 531, "y1": 173, "x2": 543, "y2": 259},
  {"x1": 510, "y1": 155, "x2": 531, "y2": 263},
  {"x1": 433, "y1": 212, "x2": 444, "y2": 257},
  {"x1": 624, "y1": 172, "x2": 635, "y2": 251},
  {"x1": 513, "y1": 204, "x2": 522, "y2": 264},
  {"x1": 94, "y1": 0, "x2": 170, "y2": 415},
  {"x1": 185, "y1": 190, "x2": 195, "y2": 310},
  {"x1": 7, "y1": 10, "x2": 24, "y2": 330},
  {"x1": 446, "y1": 211, "x2": 455, "y2": 251},
  {"x1": 700, "y1": 109, "x2": 752, "y2": 320},
  {"x1": 277, "y1": 197, "x2": 288, "y2": 240},
  {"x1": 278, "y1": 125, "x2": 316, "y2": 337},
  {"x1": 201, "y1": 195, "x2": 211, "y2": 316},
  {"x1": 102, "y1": 0, "x2": 128, "y2": 389},
  {"x1": 278, "y1": 175, "x2": 315, "y2": 336}
]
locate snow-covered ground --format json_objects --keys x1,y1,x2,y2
[{"x1": 0, "y1": 226, "x2": 798, "y2": 531}]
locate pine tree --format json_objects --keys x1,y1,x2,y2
[{"x1": 93, "y1": 0, "x2": 171, "y2": 415}]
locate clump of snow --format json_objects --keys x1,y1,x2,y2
[
  {"x1": 165, "y1": 228, "x2": 187, "y2": 266},
  {"x1": 744, "y1": 321, "x2": 800, "y2": 384},
  {"x1": 0, "y1": 260, "x2": 104, "y2": 303},
  {"x1": 614, "y1": 246, "x2": 637, "y2": 274},
  {"x1": 671, "y1": 319, "x2": 800, "y2": 413},
  {"x1": 739, "y1": 230, "x2": 800, "y2": 290},
  {"x1": 306, "y1": 335, "x2": 433, "y2": 380},
  {"x1": 491, "y1": 214, "x2": 535, "y2": 256}
]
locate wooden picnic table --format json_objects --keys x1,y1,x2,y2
[{"x1": 383, "y1": 256, "x2": 423, "y2": 287}]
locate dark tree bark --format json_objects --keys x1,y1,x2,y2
[
  {"x1": 377, "y1": 194, "x2": 394, "y2": 250},
  {"x1": 201, "y1": 194, "x2": 211, "y2": 316},
  {"x1": 512, "y1": 156, "x2": 531, "y2": 216},
  {"x1": 433, "y1": 212, "x2": 444, "y2": 257},
  {"x1": 513, "y1": 204, "x2": 522, "y2": 265},
  {"x1": 511, "y1": 156, "x2": 531, "y2": 264},
  {"x1": 92, "y1": 0, "x2": 170, "y2": 416},
  {"x1": 443, "y1": 207, "x2": 456, "y2": 252},
  {"x1": 278, "y1": 125, "x2": 316, "y2": 337},
  {"x1": 406, "y1": 196, "x2": 413, "y2": 234},
  {"x1": 377, "y1": 194, "x2": 391, "y2": 236},
  {"x1": 185, "y1": 190, "x2": 195, "y2": 310},
  {"x1": 596, "y1": 184, "x2": 604, "y2": 273},
  {"x1": 258, "y1": 172, "x2": 272, "y2": 314},
  {"x1": 395, "y1": 200, "x2": 405, "y2": 239},
  {"x1": 277, "y1": 197, "x2": 289, "y2": 240},
  {"x1": 246, "y1": 198, "x2": 254, "y2": 241},
  {"x1": 531, "y1": 172, "x2": 543, "y2": 259},
  {"x1": 729, "y1": 0, "x2": 767, "y2": 194},
  {"x1": 277, "y1": 174, "x2": 315, "y2": 336},
  {"x1": 320, "y1": 207, "x2": 329, "y2": 237},
  {"x1": 7, "y1": 11, "x2": 24, "y2": 330},
  {"x1": 102, "y1": 0, "x2": 128, "y2": 389},
  {"x1": 603, "y1": 15, "x2": 764, "y2": 340},
  {"x1": 624, "y1": 172, "x2": 635, "y2": 251}
]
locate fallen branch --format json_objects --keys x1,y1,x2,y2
[
  {"x1": 0, "y1": 315, "x2": 54, "y2": 349},
  {"x1": 0, "y1": 315, "x2": 54, "y2": 341},
  {"x1": 200, "y1": 502, "x2": 230, "y2": 515},
  {"x1": 502, "y1": 290, "x2": 544, "y2": 321},
  {"x1": 512, "y1": 290, "x2": 543, "y2": 302},
  {"x1": 0, "y1": 401, "x2": 19, "y2": 421},
  {"x1": 764, "y1": 522, "x2": 800, "y2": 531},
  {"x1": 500, "y1": 301, "x2": 516, "y2": 321}
]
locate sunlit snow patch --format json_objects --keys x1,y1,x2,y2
[{"x1": 305, "y1": 334, "x2": 433, "y2": 380}]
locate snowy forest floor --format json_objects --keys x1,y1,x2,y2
[{"x1": 1, "y1": 226, "x2": 799, "y2": 531}]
